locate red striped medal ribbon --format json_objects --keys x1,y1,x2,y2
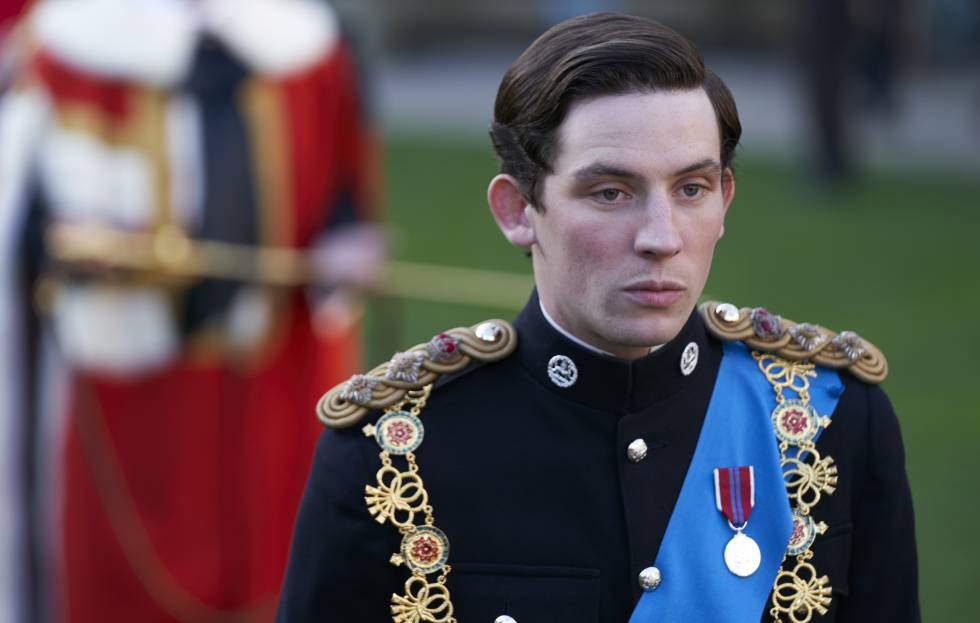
[{"x1": 713, "y1": 466, "x2": 761, "y2": 577}]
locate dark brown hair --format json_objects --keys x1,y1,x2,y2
[{"x1": 490, "y1": 12, "x2": 741, "y2": 209}]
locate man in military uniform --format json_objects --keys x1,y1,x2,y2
[{"x1": 277, "y1": 13, "x2": 918, "y2": 623}]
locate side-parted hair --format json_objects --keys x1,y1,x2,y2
[{"x1": 490, "y1": 12, "x2": 741, "y2": 209}]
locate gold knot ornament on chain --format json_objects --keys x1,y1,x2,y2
[
  {"x1": 754, "y1": 352, "x2": 837, "y2": 623},
  {"x1": 361, "y1": 385, "x2": 458, "y2": 623},
  {"x1": 390, "y1": 575, "x2": 454, "y2": 623},
  {"x1": 781, "y1": 448, "x2": 838, "y2": 513},
  {"x1": 771, "y1": 557, "x2": 833, "y2": 623},
  {"x1": 755, "y1": 354, "x2": 817, "y2": 403},
  {"x1": 364, "y1": 464, "x2": 428, "y2": 528}
]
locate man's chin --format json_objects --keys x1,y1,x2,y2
[
  {"x1": 612, "y1": 305, "x2": 691, "y2": 345},
  {"x1": 600, "y1": 320, "x2": 687, "y2": 354},
  {"x1": 621, "y1": 313, "x2": 689, "y2": 347}
]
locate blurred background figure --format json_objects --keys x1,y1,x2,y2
[
  {"x1": 0, "y1": 0, "x2": 381, "y2": 622},
  {"x1": 1, "y1": 4, "x2": 36, "y2": 623},
  {"x1": 799, "y1": 0, "x2": 909, "y2": 186},
  {"x1": 799, "y1": 0, "x2": 853, "y2": 185},
  {"x1": 1, "y1": 5, "x2": 39, "y2": 623}
]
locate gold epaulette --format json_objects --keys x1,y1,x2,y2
[
  {"x1": 317, "y1": 319, "x2": 518, "y2": 429},
  {"x1": 699, "y1": 301, "x2": 888, "y2": 384}
]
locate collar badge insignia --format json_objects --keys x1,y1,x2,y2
[
  {"x1": 680, "y1": 342, "x2": 699, "y2": 376},
  {"x1": 547, "y1": 355, "x2": 578, "y2": 388}
]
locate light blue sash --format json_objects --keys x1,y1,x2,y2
[{"x1": 628, "y1": 342, "x2": 843, "y2": 622}]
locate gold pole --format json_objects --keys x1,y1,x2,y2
[{"x1": 44, "y1": 222, "x2": 533, "y2": 310}]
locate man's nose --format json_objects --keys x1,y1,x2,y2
[{"x1": 633, "y1": 192, "x2": 682, "y2": 258}]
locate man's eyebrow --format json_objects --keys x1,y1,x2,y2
[
  {"x1": 672, "y1": 158, "x2": 722, "y2": 177},
  {"x1": 572, "y1": 163, "x2": 642, "y2": 182}
]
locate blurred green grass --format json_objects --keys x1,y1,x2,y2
[{"x1": 368, "y1": 133, "x2": 980, "y2": 621}]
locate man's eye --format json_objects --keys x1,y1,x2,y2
[
  {"x1": 596, "y1": 188, "x2": 625, "y2": 202},
  {"x1": 680, "y1": 184, "x2": 704, "y2": 198}
]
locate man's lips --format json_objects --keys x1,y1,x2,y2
[{"x1": 623, "y1": 281, "x2": 686, "y2": 307}]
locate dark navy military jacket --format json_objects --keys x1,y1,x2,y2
[{"x1": 276, "y1": 294, "x2": 919, "y2": 622}]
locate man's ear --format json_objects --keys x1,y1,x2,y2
[
  {"x1": 718, "y1": 167, "x2": 736, "y2": 239},
  {"x1": 488, "y1": 174, "x2": 536, "y2": 248}
]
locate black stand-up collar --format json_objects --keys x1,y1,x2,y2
[{"x1": 512, "y1": 291, "x2": 717, "y2": 414}]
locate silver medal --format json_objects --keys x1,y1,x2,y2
[{"x1": 723, "y1": 532, "x2": 761, "y2": 577}]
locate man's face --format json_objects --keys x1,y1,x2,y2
[{"x1": 526, "y1": 89, "x2": 734, "y2": 358}]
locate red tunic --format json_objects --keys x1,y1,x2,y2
[{"x1": 21, "y1": 14, "x2": 375, "y2": 622}]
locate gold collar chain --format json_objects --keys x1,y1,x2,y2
[
  {"x1": 360, "y1": 384, "x2": 458, "y2": 623},
  {"x1": 754, "y1": 352, "x2": 839, "y2": 623}
]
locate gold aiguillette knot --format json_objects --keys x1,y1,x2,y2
[
  {"x1": 390, "y1": 575, "x2": 454, "y2": 623},
  {"x1": 772, "y1": 561, "x2": 833, "y2": 623},
  {"x1": 364, "y1": 465, "x2": 429, "y2": 527},
  {"x1": 783, "y1": 450, "x2": 838, "y2": 511}
]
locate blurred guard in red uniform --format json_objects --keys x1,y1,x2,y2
[
  {"x1": 0, "y1": 1, "x2": 382, "y2": 621},
  {"x1": 1, "y1": 2, "x2": 43, "y2": 621}
]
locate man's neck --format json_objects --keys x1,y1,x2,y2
[{"x1": 538, "y1": 299, "x2": 662, "y2": 358}]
